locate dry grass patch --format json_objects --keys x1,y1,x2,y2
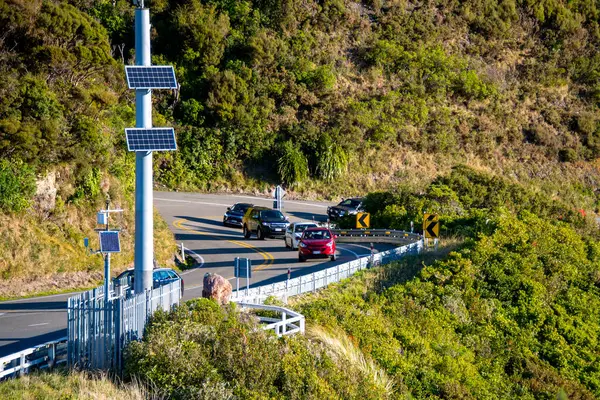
[{"x1": 0, "y1": 371, "x2": 159, "y2": 400}]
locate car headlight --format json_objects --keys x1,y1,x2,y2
[
  {"x1": 339, "y1": 211, "x2": 346, "y2": 216},
  {"x1": 261, "y1": 222, "x2": 270, "y2": 226},
  {"x1": 326, "y1": 241, "x2": 334, "y2": 247},
  {"x1": 299, "y1": 242, "x2": 306, "y2": 248}
]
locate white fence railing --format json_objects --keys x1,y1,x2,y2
[
  {"x1": 231, "y1": 239, "x2": 423, "y2": 304},
  {"x1": 67, "y1": 280, "x2": 181, "y2": 372},
  {"x1": 238, "y1": 303, "x2": 305, "y2": 336},
  {"x1": 0, "y1": 337, "x2": 68, "y2": 379}
]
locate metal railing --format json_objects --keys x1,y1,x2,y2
[
  {"x1": 238, "y1": 303, "x2": 305, "y2": 336},
  {"x1": 0, "y1": 337, "x2": 68, "y2": 379},
  {"x1": 231, "y1": 239, "x2": 423, "y2": 304},
  {"x1": 67, "y1": 280, "x2": 181, "y2": 372}
]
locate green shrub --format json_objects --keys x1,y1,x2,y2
[
  {"x1": 277, "y1": 141, "x2": 308, "y2": 187},
  {"x1": 0, "y1": 159, "x2": 36, "y2": 213},
  {"x1": 315, "y1": 134, "x2": 348, "y2": 181},
  {"x1": 125, "y1": 298, "x2": 394, "y2": 399}
]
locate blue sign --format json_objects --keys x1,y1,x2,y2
[{"x1": 235, "y1": 258, "x2": 252, "y2": 278}]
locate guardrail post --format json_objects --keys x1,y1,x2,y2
[
  {"x1": 19, "y1": 353, "x2": 26, "y2": 376},
  {"x1": 312, "y1": 273, "x2": 316, "y2": 293},
  {"x1": 282, "y1": 311, "x2": 287, "y2": 335}
]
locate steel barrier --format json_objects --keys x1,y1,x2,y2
[
  {"x1": 237, "y1": 303, "x2": 305, "y2": 336},
  {"x1": 0, "y1": 337, "x2": 68, "y2": 380},
  {"x1": 231, "y1": 237, "x2": 423, "y2": 304}
]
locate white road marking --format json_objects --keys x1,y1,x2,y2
[
  {"x1": 337, "y1": 246, "x2": 361, "y2": 259},
  {"x1": 180, "y1": 248, "x2": 205, "y2": 275},
  {"x1": 230, "y1": 195, "x2": 329, "y2": 208},
  {"x1": 154, "y1": 198, "x2": 231, "y2": 207},
  {"x1": 28, "y1": 323, "x2": 49, "y2": 327},
  {"x1": 0, "y1": 313, "x2": 4, "y2": 317},
  {"x1": 0, "y1": 292, "x2": 77, "y2": 304}
]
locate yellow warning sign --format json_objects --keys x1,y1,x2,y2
[
  {"x1": 356, "y1": 212, "x2": 370, "y2": 229},
  {"x1": 423, "y1": 213, "x2": 440, "y2": 239}
]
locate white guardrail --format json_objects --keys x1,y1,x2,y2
[
  {"x1": 0, "y1": 337, "x2": 68, "y2": 379},
  {"x1": 231, "y1": 236, "x2": 424, "y2": 304},
  {"x1": 238, "y1": 303, "x2": 305, "y2": 336}
]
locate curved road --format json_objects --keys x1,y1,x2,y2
[{"x1": 0, "y1": 192, "x2": 393, "y2": 358}]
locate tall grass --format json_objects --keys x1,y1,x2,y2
[{"x1": 306, "y1": 325, "x2": 395, "y2": 398}]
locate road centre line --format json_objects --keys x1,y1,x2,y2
[{"x1": 173, "y1": 219, "x2": 274, "y2": 269}]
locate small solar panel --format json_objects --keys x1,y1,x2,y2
[
  {"x1": 125, "y1": 66, "x2": 177, "y2": 89},
  {"x1": 99, "y1": 231, "x2": 121, "y2": 253},
  {"x1": 125, "y1": 128, "x2": 177, "y2": 151}
]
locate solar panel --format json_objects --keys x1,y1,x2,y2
[
  {"x1": 99, "y1": 231, "x2": 121, "y2": 253},
  {"x1": 125, "y1": 128, "x2": 177, "y2": 151},
  {"x1": 125, "y1": 66, "x2": 177, "y2": 89}
]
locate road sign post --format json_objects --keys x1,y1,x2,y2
[
  {"x1": 234, "y1": 258, "x2": 252, "y2": 297},
  {"x1": 356, "y1": 212, "x2": 370, "y2": 229}
]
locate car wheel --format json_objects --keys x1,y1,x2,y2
[
  {"x1": 257, "y1": 227, "x2": 265, "y2": 240},
  {"x1": 330, "y1": 253, "x2": 337, "y2": 262},
  {"x1": 243, "y1": 225, "x2": 251, "y2": 239},
  {"x1": 298, "y1": 255, "x2": 306, "y2": 262}
]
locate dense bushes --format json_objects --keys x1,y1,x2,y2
[
  {"x1": 125, "y1": 298, "x2": 392, "y2": 399},
  {"x1": 296, "y1": 210, "x2": 600, "y2": 398},
  {"x1": 0, "y1": 159, "x2": 36, "y2": 213},
  {"x1": 361, "y1": 165, "x2": 587, "y2": 236}
]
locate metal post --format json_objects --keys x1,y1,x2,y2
[
  {"x1": 410, "y1": 221, "x2": 414, "y2": 233},
  {"x1": 245, "y1": 259, "x2": 250, "y2": 297},
  {"x1": 180, "y1": 243, "x2": 185, "y2": 261},
  {"x1": 134, "y1": 7, "x2": 154, "y2": 294},
  {"x1": 235, "y1": 258, "x2": 240, "y2": 295}
]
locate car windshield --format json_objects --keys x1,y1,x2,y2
[
  {"x1": 303, "y1": 230, "x2": 331, "y2": 240},
  {"x1": 295, "y1": 224, "x2": 317, "y2": 233},
  {"x1": 260, "y1": 210, "x2": 285, "y2": 220},
  {"x1": 339, "y1": 199, "x2": 362, "y2": 208},
  {"x1": 232, "y1": 204, "x2": 251, "y2": 212}
]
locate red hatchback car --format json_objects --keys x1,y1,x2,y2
[{"x1": 298, "y1": 227, "x2": 337, "y2": 262}]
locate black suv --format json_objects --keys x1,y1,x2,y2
[
  {"x1": 242, "y1": 206, "x2": 289, "y2": 239},
  {"x1": 327, "y1": 197, "x2": 365, "y2": 221},
  {"x1": 223, "y1": 203, "x2": 253, "y2": 227}
]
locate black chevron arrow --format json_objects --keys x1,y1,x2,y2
[
  {"x1": 358, "y1": 213, "x2": 369, "y2": 228},
  {"x1": 426, "y1": 221, "x2": 439, "y2": 238}
]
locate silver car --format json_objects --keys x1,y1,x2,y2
[{"x1": 284, "y1": 222, "x2": 318, "y2": 250}]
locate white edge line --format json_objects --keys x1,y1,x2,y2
[
  {"x1": 155, "y1": 198, "x2": 231, "y2": 207},
  {"x1": 0, "y1": 292, "x2": 79, "y2": 304},
  {"x1": 229, "y1": 195, "x2": 329, "y2": 209},
  {"x1": 337, "y1": 246, "x2": 361, "y2": 259},
  {"x1": 180, "y1": 247, "x2": 205, "y2": 275},
  {"x1": 28, "y1": 323, "x2": 49, "y2": 327}
]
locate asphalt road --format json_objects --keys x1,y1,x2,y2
[{"x1": 0, "y1": 192, "x2": 394, "y2": 358}]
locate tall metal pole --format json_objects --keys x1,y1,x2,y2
[
  {"x1": 104, "y1": 199, "x2": 110, "y2": 299},
  {"x1": 134, "y1": 7, "x2": 154, "y2": 293}
]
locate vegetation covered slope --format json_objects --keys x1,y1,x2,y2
[
  {"x1": 290, "y1": 169, "x2": 600, "y2": 398},
  {"x1": 75, "y1": 0, "x2": 600, "y2": 207}
]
